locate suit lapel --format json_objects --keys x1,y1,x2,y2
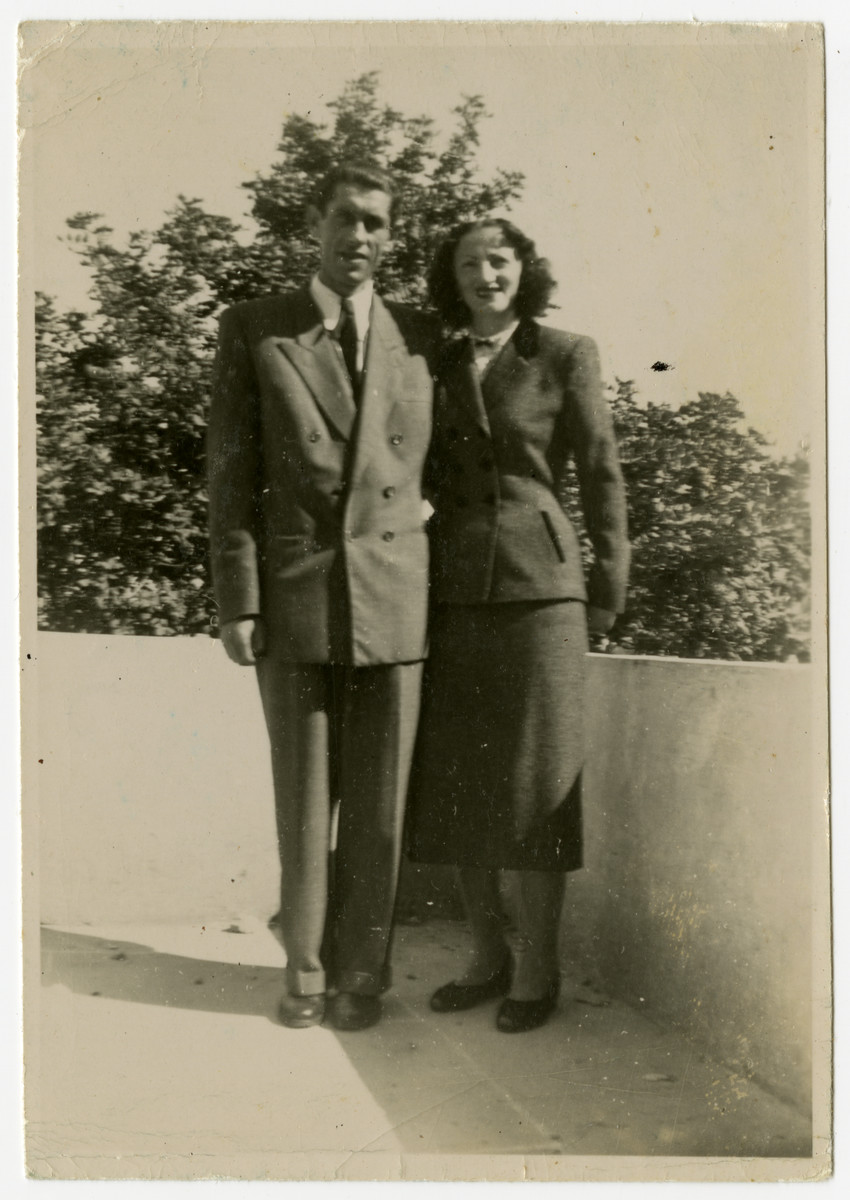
[
  {"x1": 441, "y1": 339, "x2": 492, "y2": 438},
  {"x1": 348, "y1": 295, "x2": 407, "y2": 486},
  {"x1": 479, "y1": 319, "x2": 537, "y2": 415},
  {"x1": 276, "y1": 288, "x2": 358, "y2": 441}
]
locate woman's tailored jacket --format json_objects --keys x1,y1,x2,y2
[{"x1": 426, "y1": 320, "x2": 629, "y2": 613}]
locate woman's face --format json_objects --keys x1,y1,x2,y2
[{"x1": 453, "y1": 226, "x2": 523, "y2": 322}]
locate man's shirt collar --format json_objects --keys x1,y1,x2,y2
[{"x1": 310, "y1": 275, "x2": 374, "y2": 339}]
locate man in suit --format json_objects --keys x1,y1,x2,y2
[{"x1": 207, "y1": 163, "x2": 437, "y2": 1030}]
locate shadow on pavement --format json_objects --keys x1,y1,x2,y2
[
  {"x1": 39, "y1": 922, "x2": 813, "y2": 1162},
  {"x1": 41, "y1": 926, "x2": 285, "y2": 1021}
]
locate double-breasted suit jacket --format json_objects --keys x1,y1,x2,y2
[
  {"x1": 426, "y1": 319, "x2": 629, "y2": 613},
  {"x1": 208, "y1": 287, "x2": 437, "y2": 665},
  {"x1": 207, "y1": 286, "x2": 438, "y2": 1000}
]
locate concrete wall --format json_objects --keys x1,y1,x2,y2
[
  {"x1": 31, "y1": 633, "x2": 281, "y2": 928},
  {"x1": 27, "y1": 633, "x2": 825, "y2": 1110},
  {"x1": 573, "y1": 656, "x2": 824, "y2": 1114}
]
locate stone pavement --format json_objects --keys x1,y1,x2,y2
[{"x1": 28, "y1": 916, "x2": 815, "y2": 1182}]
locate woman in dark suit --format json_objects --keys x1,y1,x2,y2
[{"x1": 407, "y1": 217, "x2": 629, "y2": 1032}]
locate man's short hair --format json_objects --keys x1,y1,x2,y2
[{"x1": 311, "y1": 162, "x2": 399, "y2": 222}]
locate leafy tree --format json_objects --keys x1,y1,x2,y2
[
  {"x1": 561, "y1": 381, "x2": 811, "y2": 661},
  {"x1": 35, "y1": 75, "x2": 524, "y2": 635},
  {"x1": 35, "y1": 203, "x2": 230, "y2": 634}
]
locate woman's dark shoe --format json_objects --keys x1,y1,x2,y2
[
  {"x1": 430, "y1": 958, "x2": 512, "y2": 1013},
  {"x1": 277, "y1": 992, "x2": 326, "y2": 1029},
  {"x1": 496, "y1": 978, "x2": 560, "y2": 1033}
]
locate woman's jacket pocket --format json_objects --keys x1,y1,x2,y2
[{"x1": 540, "y1": 510, "x2": 568, "y2": 563}]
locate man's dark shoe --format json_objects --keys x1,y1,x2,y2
[
  {"x1": 429, "y1": 958, "x2": 512, "y2": 1013},
  {"x1": 277, "y1": 992, "x2": 326, "y2": 1029},
  {"x1": 329, "y1": 992, "x2": 382, "y2": 1031}
]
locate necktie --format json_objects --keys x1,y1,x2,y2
[{"x1": 335, "y1": 298, "x2": 360, "y2": 398}]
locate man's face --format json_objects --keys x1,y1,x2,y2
[{"x1": 308, "y1": 183, "x2": 393, "y2": 296}]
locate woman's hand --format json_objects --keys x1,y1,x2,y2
[{"x1": 586, "y1": 606, "x2": 616, "y2": 636}]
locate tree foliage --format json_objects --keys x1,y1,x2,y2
[
  {"x1": 34, "y1": 74, "x2": 811, "y2": 660},
  {"x1": 561, "y1": 382, "x2": 811, "y2": 661}
]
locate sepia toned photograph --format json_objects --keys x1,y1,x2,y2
[{"x1": 17, "y1": 16, "x2": 830, "y2": 1184}]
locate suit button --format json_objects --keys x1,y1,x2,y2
[
  {"x1": 383, "y1": 531, "x2": 395, "y2": 541},
  {"x1": 308, "y1": 431, "x2": 321, "y2": 442},
  {"x1": 345, "y1": 530, "x2": 355, "y2": 541},
  {"x1": 383, "y1": 486, "x2": 396, "y2": 499},
  {"x1": 390, "y1": 434, "x2": 403, "y2": 446}
]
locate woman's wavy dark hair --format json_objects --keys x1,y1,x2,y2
[{"x1": 427, "y1": 217, "x2": 558, "y2": 329}]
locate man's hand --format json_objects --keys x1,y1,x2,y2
[
  {"x1": 221, "y1": 617, "x2": 267, "y2": 666},
  {"x1": 586, "y1": 606, "x2": 616, "y2": 636}
]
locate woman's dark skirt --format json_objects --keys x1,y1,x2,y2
[{"x1": 406, "y1": 599, "x2": 588, "y2": 873}]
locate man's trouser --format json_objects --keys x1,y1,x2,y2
[{"x1": 256, "y1": 659, "x2": 423, "y2": 997}]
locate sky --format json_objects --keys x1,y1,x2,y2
[{"x1": 20, "y1": 21, "x2": 823, "y2": 455}]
